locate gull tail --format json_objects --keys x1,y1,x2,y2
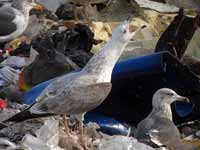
[{"x1": 3, "y1": 103, "x2": 54, "y2": 123}]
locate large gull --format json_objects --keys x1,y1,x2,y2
[
  {"x1": 0, "y1": 0, "x2": 44, "y2": 43},
  {"x1": 3, "y1": 20, "x2": 145, "y2": 146},
  {"x1": 136, "y1": 88, "x2": 197, "y2": 150}
]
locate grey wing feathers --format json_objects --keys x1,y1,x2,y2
[
  {"x1": 33, "y1": 81, "x2": 112, "y2": 115},
  {"x1": 69, "y1": 82, "x2": 112, "y2": 102},
  {"x1": 66, "y1": 82, "x2": 112, "y2": 114},
  {"x1": 32, "y1": 80, "x2": 65, "y2": 112},
  {"x1": 136, "y1": 117, "x2": 181, "y2": 147}
]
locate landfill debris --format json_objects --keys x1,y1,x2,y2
[
  {"x1": 0, "y1": 99, "x2": 7, "y2": 110},
  {"x1": 0, "y1": 49, "x2": 38, "y2": 69},
  {"x1": 0, "y1": 138, "x2": 18, "y2": 150},
  {"x1": 20, "y1": 23, "x2": 95, "y2": 88},
  {"x1": 21, "y1": 119, "x2": 63, "y2": 150},
  {"x1": 97, "y1": 135, "x2": 155, "y2": 150},
  {"x1": 155, "y1": 11, "x2": 200, "y2": 59},
  {"x1": 84, "y1": 113, "x2": 131, "y2": 136},
  {"x1": 0, "y1": 66, "x2": 20, "y2": 87},
  {"x1": 0, "y1": 0, "x2": 200, "y2": 150},
  {"x1": 131, "y1": 0, "x2": 179, "y2": 13},
  {"x1": 55, "y1": 2, "x2": 77, "y2": 20},
  {"x1": 154, "y1": 10, "x2": 200, "y2": 77}
]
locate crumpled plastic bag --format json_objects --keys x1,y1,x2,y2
[
  {"x1": 97, "y1": 135, "x2": 155, "y2": 150},
  {"x1": 0, "y1": 48, "x2": 38, "y2": 69},
  {"x1": 21, "y1": 119, "x2": 63, "y2": 150},
  {"x1": 0, "y1": 66, "x2": 20, "y2": 86}
]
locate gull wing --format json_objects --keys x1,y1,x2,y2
[{"x1": 34, "y1": 82, "x2": 112, "y2": 115}]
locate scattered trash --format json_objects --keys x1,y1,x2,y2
[
  {"x1": 0, "y1": 66, "x2": 20, "y2": 86},
  {"x1": 55, "y1": 2, "x2": 79, "y2": 20},
  {"x1": 0, "y1": 99, "x2": 7, "y2": 110},
  {"x1": 21, "y1": 119, "x2": 63, "y2": 150},
  {"x1": 84, "y1": 113, "x2": 131, "y2": 136},
  {"x1": 132, "y1": 0, "x2": 179, "y2": 13},
  {"x1": 0, "y1": 0, "x2": 200, "y2": 150},
  {"x1": 0, "y1": 138, "x2": 18, "y2": 150},
  {"x1": 97, "y1": 135, "x2": 155, "y2": 150},
  {"x1": 20, "y1": 23, "x2": 94, "y2": 88},
  {"x1": 155, "y1": 12, "x2": 200, "y2": 59}
]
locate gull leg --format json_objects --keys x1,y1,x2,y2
[
  {"x1": 63, "y1": 114, "x2": 70, "y2": 136},
  {"x1": 73, "y1": 113, "x2": 87, "y2": 149},
  {"x1": 80, "y1": 120, "x2": 86, "y2": 148}
]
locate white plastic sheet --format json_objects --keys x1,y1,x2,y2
[
  {"x1": 98, "y1": 135, "x2": 155, "y2": 150},
  {"x1": 21, "y1": 119, "x2": 64, "y2": 150}
]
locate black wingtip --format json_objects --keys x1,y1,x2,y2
[
  {"x1": 3, "y1": 109, "x2": 32, "y2": 123},
  {"x1": 3, "y1": 109, "x2": 56, "y2": 123},
  {"x1": 0, "y1": 122, "x2": 8, "y2": 130}
]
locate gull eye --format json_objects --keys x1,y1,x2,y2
[{"x1": 167, "y1": 93, "x2": 174, "y2": 96}]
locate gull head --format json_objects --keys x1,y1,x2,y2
[
  {"x1": 111, "y1": 19, "x2": 146, "y2": 43},
  {"x1": 152, "y1": 88, "x2": 189, "y2": 107}
]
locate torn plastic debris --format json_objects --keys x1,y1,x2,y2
[
  {"x1": 9, "y1": 42, "x2": 31, "y2": 57},
  {"x1": 0, "y1": 47, "x2": 38, "y2": 69},
  {"x1": 21, "y1": 119, "x2": 63, "y2": 150},
  {"x1": 97, "y1": 135, "x2": 154, "y2": 150},
  {"x1": 0, "y1": 66, "x2": 20, "y2": 87},
  {"x1": 0, "y1": 99, "x2": 7, "y2": 110},
  {"x1": 155, "y1": 12, "x2": 199, "y2": 59},
  {"x1": 0, "y1": 138, "x2": 18, "y2": 150}
]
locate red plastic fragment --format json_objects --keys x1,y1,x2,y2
[{"x1": 0, "y1": 99, "x2": 7, "y2": 109}]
